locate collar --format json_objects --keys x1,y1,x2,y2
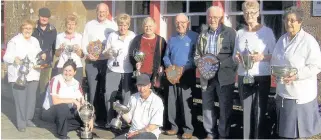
[
  {"x1": 95, "y1": 19, "x2": 110, "y2": 25},
  {"x1": 117, "y1": 31, "x2": 131, "y2": 41},
  {"x1": 177, "y1": 31, "x2": 188, "y2": 37},
  {"x1": 286, "y1": 28, "x2": 304, "y2": 45},
  {"x1": 64, "y1": 32, "x2": 76, "y2": 40},
  {"x1": 138, "y1": 90, "x2": 154, "y2": 102},
  {"x1": 208, "y1": 25, "x2": 221, "y2": 34},
  {"x1": 36, "y1": 21, "x2": 55, "y2": 31}
]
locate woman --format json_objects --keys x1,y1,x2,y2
[
  {"x1": 129, "y1": 17, "x2": 167, "y2": 91},
  {"x1": 55, "y1": 14, "x2": 83, "y2": 82},
  {"x1": 102, "y1": 13, "x2": 136, "y2": 128},
  {"x1": 3, "y1": 20, "x2": 43, "y2": 132},
  {"x1": 233, "y1": 1, "x2": 276, "y2": 139},
  {"x1": 42, "y1": 60, "x2": 94, "y2": 139},
  {"x1": 271, "y1": 6, "x2": 321, "y2": 138}
]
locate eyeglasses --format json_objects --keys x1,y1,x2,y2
[
  {"x1": 208, "y1": 16, "x2": 222, "y2": 20},
  {"x1": 23, "y1": 27, "x2": 33, "y2": 30},
  {"x1": 175, "y1": 21, "x2": 188, "y2": 25},
  {"x1": 283, "y1": 19, "x2": 299, "y2": 24},
  {"x1": 244, "y1": 11, "x2": 259, "y2": 16}
]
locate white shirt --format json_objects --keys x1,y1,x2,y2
[
  {"x1": 3, "y1": 34, "x2": 42, "y2": 82},
  {"x1": 42, "y1": 74, "x2": 83, "y2": 110},
  {"x1": 127, "y1": 91, "x2": 164, "y2": 138},
  {"x1": 82, "y1": 19, "x2": 118, "y2": 60},
  {"x1": 102, "y1": 31, "x2": 136, "y2": 73},
  {"x1": 234, "y1": 26, "x2": 276, "y2": 76},
  {"x1": 55, "y1": 32, "x2": 83, "y2": 68},
  {"x1": 271, "y1": 29, "x2": 321, "y2": 104}
]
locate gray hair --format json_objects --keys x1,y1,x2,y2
[
  {"x1": 206, "y1": 6, "x2": 223, "y2": 16},
  {"x1": 283, "y1": 6, "x2": 304, "y2": 22}
]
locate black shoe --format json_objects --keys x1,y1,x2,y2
[
  {"x1": 18, "y1": 128, "x2": 26, "y2": 132},
  {"x1": 27, "y1": 121, "x2": 37, "y2": 127},
  {"x1": 58, "y1": 135, "x2": 70, "y2": 139}
]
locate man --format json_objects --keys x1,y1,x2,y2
[
  {"x1": 163, "y1": 13, "x2": 198, "y2": 139},
  {"x1": 82, "y1": 3, "x2": 117, "y2": 125},
  {"x1": 194, "y1": 6, "x2": 237, "y2": 139},
  {"x1": 32, "y1": 7, "x2": 57, "y2": 109},
  {"x1": 114, "y1": 74, "x2": 164, "y2": 139}
]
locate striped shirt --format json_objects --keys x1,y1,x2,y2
[{"x1": 207, "y1": 26, "x2": 221, "y2": 55}]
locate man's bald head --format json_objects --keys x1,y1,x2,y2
[
  {"x1": 206, "y1": 6, "x2": 224, "y2": 30},
  {"x1": 175, "y1": 13, "x2": 188, "y2": 22},
  {"x1": 96, "y1": 3, "x2": 109, "y2": 22}
]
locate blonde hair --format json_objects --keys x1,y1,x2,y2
[
  {"x1": 116, "y1": 13, "x2": 131, "y2": 26},
  {"x1": 142, "y1": 17, "x2": 156, "y2": 28},
  {"x1": 242, "y1": 1, "x2": 260, "y2": 11},
  {"x1": 20, "y1": 19, "x2": 35, "y2": 32},
  {"x1": 65, "y1": 14, "x2": 78, "y2": 26}
]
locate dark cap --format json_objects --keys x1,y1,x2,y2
[
  {"x1": 39, "y1": 7, "x2": 51, "y2": 18},
  {"x1": 136, "y1": 74, "x2": 151, "y2": 86}
]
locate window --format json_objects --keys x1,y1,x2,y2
[
  {"x1": 162, "y1": 1, "x2": 211, "y2": 40},
  {"x1": 225, "y1": 0, "x2": 295, "y2": 39},
  {"x1": 114, "y1": 1, "x2": 150, "y2": 34}
]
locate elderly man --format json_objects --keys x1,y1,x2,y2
[
  {"x1": 163, "y1": 13, "x2": 198, "y2": 139},
  {"x1": 194, "y1": 6, "x2": 237, "y2": 139},
  {"x1": 82, "y1": 3, "x2": 117, "y2": 125},
  {"x1": 114, "y1": 74, "x2": 164, "y2": 139},
  {"x1": 32, "y1": 7, "x2": 57, "y2": 110}
]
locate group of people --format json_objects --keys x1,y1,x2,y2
[{"x1": 3, "y1": 1, "x2": 321, "y2": 139}]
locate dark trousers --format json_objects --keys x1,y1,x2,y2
[
  {"x1": 202, "y1": 77, "x2": 234, "y2": 138},
  {"x1": 104, "y1": 69, "x2": 132, "y2": 124},
  {"x1": 11, "y1": 81, "x2": 38, "y2": 129},
  {"x1": 114, "y1": 132, "x2": 157, "y2": 139},
  {"x1": 238, "y1": 75, "x2": 271, "y2": 139},
  {"x1": 54, "y1": 104, "x2": 83, "y2": 137},
  {"x1": 167, "y1": 69, "x2": 195, "y2": 134},
  {"x1": 85, "y1": 60, "x2": 107, "y2": 104}
]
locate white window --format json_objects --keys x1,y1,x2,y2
[{"x1": 114, "y1": 1, "x2": 150, "y2": 35}]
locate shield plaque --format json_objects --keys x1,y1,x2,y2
[
  {"x1": 87, "y1": 40, "x2": 103, "y2": 60},
  {"x1": 197, "y1": 54, "x2": 219, "y2": 80},
  {"x1": 165, "y1": 65, "x2": 184, "y2": 85}
]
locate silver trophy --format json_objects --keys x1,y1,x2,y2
[
  {"x1": 110, "y1": 100, "x2": 130, "y2": 129},
  {"x1": 111, "y1": 48, "x2": 121, "y2": 67},
  {"x1": 64, "y1": 44, "x2": 75, "y2": 60},
  {"x1": 240, "y1": 40, "x2": 255, "y2": 84},
  {"x1": 133, "y1": 51, "x2": 145, "y2": 77},
  {"x1": 271, "y1": 65, "x2": 298, "y2": 84},
  {"x1": 15, "y1": 56, "x2": 32, "y2": 87},
  {"x1": 78, "y1": 94, "x2": 95, "y2": 139}
]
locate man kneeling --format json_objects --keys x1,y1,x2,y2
[
  {"x1": 41, "y1": 60, "x2": 94, "y2": 139},
  {"x1": 114, "y1": 74, "x2": 164, "y2": 139}
]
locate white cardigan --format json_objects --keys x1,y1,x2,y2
[
  {"x1": 3, "y1": 34, "x2": 42, "y2": 82},
  {"x1": 271, "y1": 29, "x2": 321, "y2": 104}
]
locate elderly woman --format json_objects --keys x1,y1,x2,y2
[
  {"x1": 129, "y1": 17, "x2": 167, "y2": 90},
  {"x1": 55, "y1": 14, "x2": 83, "y2": 82},
  {"x1": 102, "y1": 13, "x2": 136, "y2": 129},
  {"x1": 3, "y1": 20, "x2": 44, "y2": 132},
  {"x1": 41, "y1": 60, "x2": 94, "y2": 139},
  {"x1": 233, "y1": 1, "x2": 276, "y2": 139},
  {"x1": 271, "y1": 6, "x2": 321, "y2": 138}
]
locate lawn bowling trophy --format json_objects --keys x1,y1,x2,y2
[
  {"x1": 64, "y1": 44, "x2": 75, "y2": 60},
  {"x1": 241, "y1": 39, "x2": 255, "y2": 84},
  {"x1": 78, "y1": 94, "x2": 95, "y2": 139},
  {"x1": 271, "y1": 65, "x2": 298, "y2": 84},
  {"x1": 132, "y1": 50, "x2": 145, "y2": 77},
  {"x1": 110, "y1": 100, "x2": 130, "y2": 129},
  {"x1": 111, "y1": 48, "x2": 121, "y2": 67},
  {"x1": 197, "y1": 53, "x2": 219, "y2": 91},
  {"x1": 15, "y1": 56, "x2": 32, "y2": 87}
]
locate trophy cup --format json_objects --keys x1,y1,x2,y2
[
  {"x1": 132, "y1": 51, "x2": 145, "y2": 77},
  {"x1": 78, "y1": 94, "x2": 95, "y2": 139},
  {"x1": 64, "y1": 44, "x2": 75, "y2": 60},
  {"x1": 15, "y1": 56, "x2": 32, "y2": 87},
  {"x1": 110, "y1": 100, "x2": 130, "y2": 129},
  {"x1": 271, "y1": 65, "x2": 298, "y2": 84},
  {"x1": 240, "y1": 40, "x2": 255, "y2": 84},
  {"x1": 111, "y1": 48, "x2": 121, "y2": 67}
]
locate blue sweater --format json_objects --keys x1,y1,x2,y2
[{"x1": 163, "y1": 31, "x2": 199, "y2": 70}]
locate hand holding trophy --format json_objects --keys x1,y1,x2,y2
[
  {"x1": 15, "y1": 56, "x2": 32, "y2": 87},
  {"x1": 78, "y1": 94, "x2": 95, "y2": 139},
  {"x1": 271, "y1": 65, "x2": 298, "y2": 84},
  {"x1": 87, "y1": 40, "x2": 103, "y2": 61},
  {"x1": 132, "y1": 50, "x2": 146, "y2": 77},
  {"x1": 240, "y1": 39, "x2": 255, "y2": 84},
  {"x1": 110, "y1": 100, "x2": 130, "y2": 129}
]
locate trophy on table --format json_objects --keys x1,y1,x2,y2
[
  {"x1": 132, "y1": 50, "x2": 146, "y2": 77},
  {"x1": 271, "y1": 65, "x2": 298, "y2": 84},
  {"x1": 78, "y1": 94, "x2": 95, "y2": 139},
  {"x1": 15, "y1": 56, "x2": 32, "y2": 87},
  {"x1": 110, "y1": 100, "x2": 130, "y2": 129},
  {"x1": 240, "y1": 39, "x2": 255, "y2": 84}
]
